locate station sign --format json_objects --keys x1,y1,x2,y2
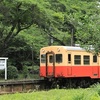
[
  {"x1": 0, "y1": 57, "x2": 8, "y2": 80},
  {"x1": 0, "y1": 59, "x2": 6, "y2": 69}
]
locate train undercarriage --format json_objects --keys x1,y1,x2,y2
[{"x1": 44, "y1": 77, "x2": 100, "y2": 89}]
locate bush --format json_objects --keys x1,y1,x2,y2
[
  {"x1": 0, "y1": 70, "x2": 5, "y2": 78},
  {"x1": 7, "y1": 66, "x2": 18, "y2": 79}
]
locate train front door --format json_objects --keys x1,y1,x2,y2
[{"x1": 46, "y1": 52, "x2": 55, "y2": 77}]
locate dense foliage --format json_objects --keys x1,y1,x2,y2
[{"x1": 0, "y1": 0, "x2": 100, "y2": 74}]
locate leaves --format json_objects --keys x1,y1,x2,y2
[{"x1": 0, "y1": 0, "x2": 100, "y2": 67}]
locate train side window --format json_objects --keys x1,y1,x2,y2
[
  {"x1": 49, "y1": 55, "x2": 53, "y2": 63},
  {"x1": 74, "y1": 55, "x2": 81, "y2": 65},
  {"x1": 68, "y1": 54, "x2": 71, "y2": 63},
  {"x1": 56, "y1": 54, "x2": 62, "y2": 63},
  {"x1": 41, "y1": 54, "x2": 46, "y2": 63},
  {"x1": 84, "y1": 55, "x2": 90, "y2": 65},
  {"x1": 93, "y1": 55, "x2": 97, "y2": 63}
]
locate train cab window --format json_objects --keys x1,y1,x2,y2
[
  {"x1": 84, "y1": 55, "x2": 90, "y2": 65},
  {"x1": 49, "y1": 55, "x2": 53, "y2": 63},
  {"x1": 41, "y1": 54, "x2": 46, "y2": 63},
  {"x1": 56, "y1": 54, "x2": 62, "y2": 63},
  {"x1": 93, "y1": 55, "x2": 97, "y2": 63},
  {"x1": 68, "y1": 54, "x2": 71, "y2": 63},
  {"x1": 74, "y1": 55, "x2": 81, "y2": 65}
]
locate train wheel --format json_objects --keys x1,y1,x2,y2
[
  {"x1": 77, "y1": 78, "x2": 90, "y2": 88},
  {"x1": 51, "y1": 80, "x2": 60, "y2": 89},
  {"x1": 65, "y1": 79, "x2": 77, "y2": 88}
]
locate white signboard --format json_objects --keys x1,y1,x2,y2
[
  {"x1": 0, "y1": 57, "x2": 8, "y2": 80},
  {"x1": 0, "y1": 59, "x2": 6, "y2": 69}
]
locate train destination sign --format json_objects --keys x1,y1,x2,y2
[{"x1": 0, "y1": 57, "x2": 8, "y2": 80}]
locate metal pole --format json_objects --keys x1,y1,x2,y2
[
  {"x1": 5, "y1": 59, "x2": 7, "y2": 80},
  {"x1": 71, "y1": 29, "x2": 74, "y2": 46}
]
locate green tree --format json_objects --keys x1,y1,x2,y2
[
  {"x1": 75, "y1": 0, "x2": 100, "y2": 53},
  {"x1": 0, "y1": 0, "x2": 50, "y2": 56},
  {"x1": 1, "y1": 0, "x2": 100, "y2": 69}
]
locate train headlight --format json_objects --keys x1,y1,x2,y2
[
  {"x1": 42, "y1": 49, "x2": 45, "y2": 53},
  {"x1": 57, "y1": 48, "x2": 60, "y2": 52}
]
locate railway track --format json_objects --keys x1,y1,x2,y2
[
  {"x1": 0, "y1": 79, "x2": 46, "y2": 94},
  {"x1": 0, "y1": 78, "x2": 97, "y2": 95}
]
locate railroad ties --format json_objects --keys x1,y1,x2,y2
[{"x1": 0, "y1": 79, "x2": 45, "y2": 94}]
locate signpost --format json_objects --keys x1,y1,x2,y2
[{"x1": 0, "y1": 57, "x2": 8, "y2": 80}]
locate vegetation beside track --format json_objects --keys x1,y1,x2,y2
[
  {"x1": 0, "y1": 84, "x2": 100, "y2": 100},
  {"x1": 0, "y1": 65, "x2": 40, "y2": 80}
]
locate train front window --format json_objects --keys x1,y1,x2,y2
[
  {"x1": 74, "y1": 55, "x2": 81, "y2": 65},
  {"x1": 49, "y1": 55, "x2": 53, "y2": 63},
  {"x1": 56, "y1": 54, "x2": 62, "y2": 63},
  {"x1": 41, "y1": 54, "x2": 46, "y2": 63},
  {"x1": 84, "y1": 55, "x2": 90, "y2": 65}
]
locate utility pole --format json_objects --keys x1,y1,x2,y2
[{"x1": 71, "y1": 29, "x2": 74, "y2": 46}]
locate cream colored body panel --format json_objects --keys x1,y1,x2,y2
[{"x1": 40, "y1": 46, "x2": 99, "y2": 67}]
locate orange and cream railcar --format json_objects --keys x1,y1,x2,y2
[{"x1": 40, "y1": 46, "x2": 100, "y2": 79}]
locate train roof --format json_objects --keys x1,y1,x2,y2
[
  {"x1": 63, "y1": 46, "x2": 94, "y2": 51},
  {"x1": 63, "y1": 46, "x2": 85, "y2": 51},
  {"x1": 41, "y1": 46, "x2": 94, "y2": 51}
]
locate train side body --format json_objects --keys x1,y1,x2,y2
[{"x1": 40, "y1": 46, "x2": 100, "y2": 79}]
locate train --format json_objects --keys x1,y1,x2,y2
[{"x1": 40, "y1": 46, "x2": 100, "y2": 88}]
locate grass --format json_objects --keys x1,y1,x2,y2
[{"x1": 0, "y1": 84, "x2": 100, "y2": 100}]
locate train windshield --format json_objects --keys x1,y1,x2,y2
[
  {"x1": 56, "y1": 54, "x2": 62, "y2": 63},
  {"x1": 49, "y1": 55, "x2": 53, "y2": 63},
  {"x1": 41, "y1": 54, "x2": 46, "y2": 63}
]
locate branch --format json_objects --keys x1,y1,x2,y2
[
  {"x1": 48, "y1": 33, "x2": 66, "y2": 45},
  {"x1": 12, "y1": 22, "x2": 33, "y2": 38},
  {"x1": 4, "y1": 23, "x2": 16, "y2": 44},
  {"x1": 0, "y1": 28, "x2": 5, "y2": 38},
  {"x1": 44, "y1": 28, "x2": 66, "y2": 45},
  {"x1": 20, "y1": 23, "x2": 33, "y2": 31}
]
